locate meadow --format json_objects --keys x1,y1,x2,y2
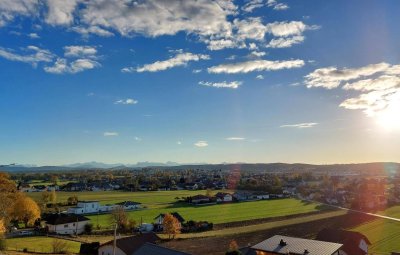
[
  {"x1": 5, "y1": 236, "x2": 81, "y2": 253},
  {"x1": 349, "y1": 206, "x2": 400, "y2": 255},
  {"x1": 27, "y1": 190, "x2": 324, "y2": 227}
]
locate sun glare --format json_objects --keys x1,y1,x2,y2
[{"x1": 376, "y1": 94, "x2": 400, "y2": 130}]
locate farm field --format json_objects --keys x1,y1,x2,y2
[
  {"x1": 5, "y1": 236, "x2": 81, "y2": 253},
  {"x1": 88, "y1": 198, "x2": 324, "y2": 227},
  {"x1": 27, "y1": 190, "x2": 325, "y2": 228},
  {"x1": 349, "y1": 205, "x2": 400, "y2": 255},
  {"x1": 27, "y1": 190, "x2": 218, "y2": 206}
]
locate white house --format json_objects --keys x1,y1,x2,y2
[
  {"x1": 215, "y1": 192, "x2": 233, "y2": 202},
  {"x1": 45, "y1": 214, "x2": 90, "y2": 235},
  {"x1": 115, "y1": 201, "x2": 142, "y2": 210},
  {"x1": 67, "y1": 201, "x2": 100, "y2": 214},
  {"x1": 254, "y1": 192, "x2": 269, "y2": 200}
]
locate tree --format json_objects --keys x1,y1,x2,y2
[
  {"x1": 109, "y1": 206, "x2": 128, "y2": 231},
  {"x1": 52, "y1": 239, "x2": 68, "y2": 253},
  {"x1": 67, "y1": 195, "x2": 78, "y2": 205},
  {"x1": 225, "y1": 240, "x2": 242, "y2": 255},
  {"x1": 0, "y1": 173, "x2": 17, "y2": 226},
  {"x1": 49, "y1": 190, "x2": 57, "y2": 204},
  {"x1": 41, "y1": 191, "x2": 50, "y2": 205},
  {"x1": 163, "y1": 213, "x2": 181, "y2": 239},
  {"x1": 12, "y1": 195, "x2": 41, "y2": 227},
  {"x1": 0, "y1": 218, "x2": 5, "y2": 235}
]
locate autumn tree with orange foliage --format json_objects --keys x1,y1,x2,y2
[
  {"x1": 12, "y1": 195, "x2": 41, "y2": 227},
  {"x1": 163, "y1": 213, "x2": 181, "y2": 239},
  {"x1": 0, "y1": 172, "x2": 41, "y2": 228}
]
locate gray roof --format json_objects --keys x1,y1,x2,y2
[
  {"x1": 132, "y1": 243, "x2": 191, "y2": 255},
  {"x1": 251, "y1": 235, "x2": 343, "y2": 255}
]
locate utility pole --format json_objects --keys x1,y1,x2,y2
[{"x1": 112, "y1": 223, "x2": 117, "y2": 255}]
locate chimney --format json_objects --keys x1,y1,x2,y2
[
  {"x1": 279, "y1": 239, "x2": 287, "y2": 246},
  {"x1": 304, "y1": 249, "x2": 310, "y2": 254}
]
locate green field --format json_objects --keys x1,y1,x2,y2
[
  {"x1": 27, "y1": 190, "x2": 324, "y2": 228},
  {"x1": 5, "y1": 236, "x2": 81, "y2": 253},
  {"x1": 349, "y1": 206, "x2": 400, "y2": 255},
  {"x1": 88, "y1": 198, "x2": 323, "y2": 227}
]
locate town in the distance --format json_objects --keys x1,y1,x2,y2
[{"x1": 1, "y1": 162, "x2": 399, "y2": 255}]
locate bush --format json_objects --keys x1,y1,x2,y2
[{"x1": 84, "y1": 223, "x2": 93, "y2": 234}]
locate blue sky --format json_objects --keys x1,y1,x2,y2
[{"x1": 1, "y1": 0, "x2": 400, "y2": 165}]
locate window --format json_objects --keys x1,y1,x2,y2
[
  {"x1": 73, "y1": 223, "x2": 75, "y2": 226},
  {"x1": 64, "y1": 224, "x2": 68, "y2": 228}
]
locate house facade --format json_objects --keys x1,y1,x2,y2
[
  {"x1": 45, "y1": 214, "x2": 90, "y2": 235},
  {"x1": 215, "y1": 192, "x2": 233, "y2": 202}
]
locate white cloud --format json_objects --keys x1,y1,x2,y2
[
  {"x1": 242, "y1": 0, "x2": 264, "y2": 13},
  {"x1": 304, "y1": 62, "x2": 391, "y2": 89},
  {"x1": 267, "y1": 35, "x2": 304, "y2": 48},
  {"x1": 64, "y1": 46, "x2": 97, "y2": 58},
  {"x1": 265, "y1": 21, "x2": 307, "y2": 37},
  {"x1": 44, "y1": 58, "x2": 100, "y2": 74},
  {"x1": 280, "y1": 122, "x2": 318, "y2": 128},
  {"x1": 114, "y1": 98, "x2": 138, "y2": 105},
  {"x1": 192, "y1": 69, "x2": 202, "y2": 73},
  {"x1": 71, "y1": 25, "x2": 114, "y2": 37},
  {"x1": 208, "y1": 59, "x2": 304, "y2": 74},
  {"x1": 194, "y1": 141, "x2": 208, "y2": 147},
  {"x1": 234, "y1": 17, "x2": 267, "y2": 41},
  {"x1": 0, "y1": 45, "x2": 54, "y2": 65},
  {"x1": 45, "y1": 0, "x2": 80, "y2": 26},
  {"x1": 273, "y1": 3, "x2": 289, "y2": 10},
  {"x1": 104, "y1": 132, "x2": 118, "y2": 136},
  {"x1": 305, "y1": 62, "x2": 400, "y2": 117},
  {"x1": 226, "y1": 137, "x2": 245, "y2": 141},
  {"x1": 124, "y1": 52, "x2": 210, "y2": 73},
  {"x1": 250, "y1": 51, "x2": 267, "y2": 57},
  {"x1": 256, "y1": 75, "x2": 264, "y2": 80},
  {"x1": 0, "y1": 0, "x2": 38, "y2": 27},
  {"x1": 28, "y1": 32, "x2": 40, "y2": 39},
  {"x1": 199, "y1": 81, "x2": 242, "y2": 89}
]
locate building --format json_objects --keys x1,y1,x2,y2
[
  {"x1": 45, "y1": 213, "x2": 90, "y2": 235},
  {"x1": 215, "y1": 192, "x2": 233, "y2": 202},
  {"x1": 154, "y1": 212, "x2": 185, "y2": 231},
  {"x1": 115, "y1": 201, "x2": 142, "y2": 210},
  {"x1": 98, "y1": 233, "x2": 160, "y2": 255},
  {"x1": 248, "y1": 235, "x2": 343, "y2": 255},
  {"x1": 67, "y1": 201, "x2": 100, "y2": 214},
  {"x1": 316, "y1": 229, "x2": 371, "y2": 255},
  {"x1": 132, "y1": 242, "x2": 192, "y2": 255}
]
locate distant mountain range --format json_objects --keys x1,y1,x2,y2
[{"x1": 1, "y1": 161, "x2": 399, "y2": 175}]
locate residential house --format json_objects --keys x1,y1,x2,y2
[
  {"x1": 154, "y1": 212, "x2": 185, "y2": 231},
  {"x1": 233, "y1": 191, "x2": 256, "y2": 201},
  {"x1": 98, "y1": 232, "x2": 160, "y2": 255},
  {"x1": 215, "y1": 192, "x2": 233, "y2": 202},
  {"x1": 67, "y1": 201, "x2": 100, "y2": 214},
  {"x1": 132, "y1": 242, "x2": 192, "y2": 255},
  {"x1": 316, "y1": 229, "x2": 371, "y2": 255},
  {"x1": 31, "y1": 185, "x2": 47, "y2": 192},
  {"x1": 245, "y1": 235, "x2": 343, "y2": 255},
  {"x1": 45, "y1": 213, "x2": 90, "y2": 235},
  {"x1": 254, "y1": 192, "x2": 269, "y2": 200},
  {"x1": 18, "y1": 183, "x2": 32, "y2": 192},
  {"x1": 115, "y1": 201, "x2": 142, "y2": 210},
  {"x1": 185, "y1": 183, "x2": 198, "y2": 190}
]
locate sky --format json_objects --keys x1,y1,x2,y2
[{"x1": 1, "y1": 0, "x2": 400, "y2": 166}]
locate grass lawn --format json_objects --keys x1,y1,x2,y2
[
  {"x1": 5, "y1": 236, "x2": 81, "y2": 253},
  {"x1": 88, "y1": 198, "x2": 324, "y2": 228},
  {"x1": 27, "y1": 190, "x2": 215, "y2": 206},
  {"x1": 349, "y1": 205, "x2": 400, "y2": 255}
]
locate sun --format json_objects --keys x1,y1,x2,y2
[{"x1": 376, "y1": 95, "x2": 400, "y2": 130}]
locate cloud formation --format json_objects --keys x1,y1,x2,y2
[
  {"x1": 103, "y1": 132, "x2": 118, "y2": 136},
  {"x1": 280, "y1": 122, "x2": 318, "y2": 128},
  {"x1": 0, "y1": 46, "x2": 54, "y2": 66},
  {"x1": 44, "y1": 58, "x2": 100, "y2": 74},
  {"x1": 114, "y1": 98, "x2": 138, "y2": 105},
  {"x1": 208, "y1": 59, "x2": 304, "y2": 74},
  {"x1": 194, "y1": 141, "x2": 208, "y2": 147},
  {"x1": 64, "y1": 45, "x2": 97, "y2": 58},
  {"x1": 305, "y1": 62, "x2": 400, "y2": 117},
  {"x1": 122, "y1": 52, "x2": 210, "y2": 73},
  {"x1": 199, "y1": 81, "x2": 242, "y2": 89},
  {"x1": 226, "y1": 137, "x2": 245, "y2": 140}
]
